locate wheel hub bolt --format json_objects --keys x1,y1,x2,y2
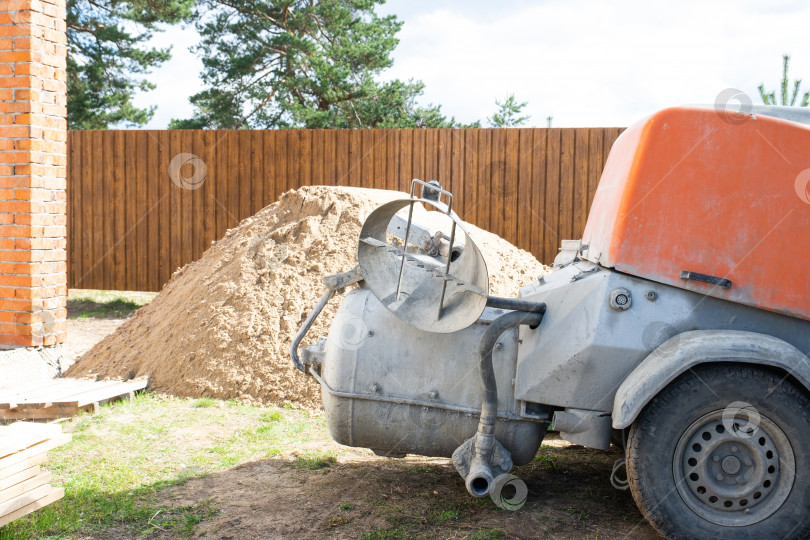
[
  {"x1": 745, "y1": 459, "x2": 753, "y2": 466},
  {"x1": 731, "y1": 446, "x2": 738, "y2": 453},
  {"x1": 713, "y1": 455, "x2": 720, "y2": 462},
  {"x1": 716, "y1": 473, "x2": 724, "y2": 481},
  {"x1": 722, "y1": 456, "x2": 742, "y2": 475}
]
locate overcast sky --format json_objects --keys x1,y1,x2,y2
[{"x1": 133, "y1": 0, "x2": 810, "y2": 129}]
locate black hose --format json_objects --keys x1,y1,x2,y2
[
  {"x1": 477, "y1": 308, "x2": 545, "y2": 435},
  {"x1": 486, "y1": 296, "x2": 546, "y2": 315}
]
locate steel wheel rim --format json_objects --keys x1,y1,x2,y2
[{"x1": 673, "y1": 408, "x2": 795, "y2": 526}]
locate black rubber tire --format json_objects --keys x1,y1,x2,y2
[{"x1": 626, "y1": 364, "x2": 810, "y2": 540}]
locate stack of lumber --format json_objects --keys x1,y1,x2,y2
[
  {"x1": 0, "y1": 378, "x2": 147, "y2": 421},
  {"x1": 0, "y1": 422, "x2": 70, "y2": 527}
]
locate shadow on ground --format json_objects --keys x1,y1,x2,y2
[{"x1": 141, "y1": 444, "x2": 661, "y2": 539}]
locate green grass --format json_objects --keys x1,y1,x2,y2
[
  {"x1": 191, "y1": 397, "x2": 218, "y2": 408},
  {"x1": 360, "y1": 528, "x2": 408, "y2": 540},
  {"x1": 0, "y1": 393, "x2": 328, "y2": 539},
  {"x1": 67, "y1": 289, "x2": 157, "y2": 319},
  {"x1": 292, "y1": 452, "x2": 338, "y2": 470}
]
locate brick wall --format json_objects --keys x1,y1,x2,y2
[{"x1": 0, "y1": 0, "x2": 67, "y2": 347}]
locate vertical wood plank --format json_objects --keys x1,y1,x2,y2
[
  {"x1": 450, "y1": 130, "x2": 464, "y2": 217},
  {"x1": 96, "y1": 130, "x2": 109, "y2": 288},
  {"x1": 398, "y1": 129, "x2": 413, "y2": 191},
  {"x1": 530, "y1": 129, "x2": 547, "y2": 261},
  {"x1": 263, "y1": 130, "x2": 276, "y2": 206},
  {"x1": 411, "y1": 129, "x2": 424, "y2": 183},
  {"x1": 311, "y1": 130, "x2": 324, "y2": 187},
  {"x1": 372, "y1": 130, "x2": 386, "y2": 191},
  {"x1": 476, "y1": 129, "x2": 492, "y2": 231},
  {"x1": 437, "y1": 128, "x2": 451, "y2": 188},
  {"x1": 516, "y1": 129, "x2": 533, "y2": 253},
  {"x1": 146, "y1": 131, "x2": 159, "y2": 291},
  {"x1": 335, "y1": 130, "x2": 349, "y2": 187},
  {"x1": 544, "y1": 128, "x2": 561, "y2": 264},
  {"x1": 503, "y1": 129, "x2": 519, "y2": 246},
  {"x1": 463, "y1": 130, "x2": 479, "y2": 224},
  {"x1": 489, "y1": 129, "x2": 505, "y2": 240},
  {"x1": 558, "y1": 129, "x2": 576, "y2": 246},
  {"x1": 297, "y1": 129, "x2": 312, "y2": 189},
  {"x1": 80, "y1": 132, "x2": 93, "y2": 288},
  {"x1": 249, "y1": 131, "x2": 263, "y2": 214},
  {"x1": 323, "y1": 130, "x2": 336, "y2": 187},
  {"x1": 360, "y1": 130, "x2": 373, "y2": 188},
  {"x1": 573, "y1": 129, "x2": 590, "y2": 240},
  {"x1": 157, "y1": 130, "x2": 171, "y2": 286},
  {"x1": 386, "y1": 129, "x2": 398, "y2": 191},
  {"x1": 348, "y1": 130, "x2": 361, "y2": 187},
  {"x1": 67, "y1": 132, "x2": 78, "y2": 288},
  {"x1": 587, "y1": 128, "x2": 604, "y2": 208}
]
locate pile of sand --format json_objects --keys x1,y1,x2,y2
[{"x1": 67, "y1": 186, "x2": 549, "y2": 409}]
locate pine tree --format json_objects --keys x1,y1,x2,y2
[
  {"x1": 170, "y1": 0, "x2": 463, "y2": 129},
  {"x1": 67, "y1": 0, "x2": 196, "y2": 129},
  {"x1": 487, "y1": 94, "x2": 530, "y2": 127},
  {"x1": 758, "y1": 54, "x2": 810, "y2": 107}
]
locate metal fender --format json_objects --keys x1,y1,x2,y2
[{"x1": 612, "y1": 330, "x2": 810, "y2": 430}]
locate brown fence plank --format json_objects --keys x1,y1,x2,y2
[
  {"x1": 67, "y1": 127, "x2": 624, "y2": 291},
  {"x1": 503, "y1": 129, "x2": 520, "y2": 247},
  {"x1": 516, "y1": 129, "x2": 533, "y2": 253},
  {"x1": 398, "y1": 129, "x2": 412, "y2": 192},
  {"x1": 573, "y1": 129, "x2": 590, "y2": 239},
  {"x1": 530, "y1": 129, "x2": 547, "y2": 261},
  {"x1": 463, "y1": 130, "x2": 479, "y2": 224},
  {"x1": 558, "y1": 129, "x2": 576, "y2": 247},
  {"x1": 544, "y1": 128, "x2": 561, "y2": 264},
  {"x1": 157, "y1": 130, "x2": 171, "y2": 286}
]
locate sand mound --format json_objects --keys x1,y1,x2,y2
[{"x1": 67, "y1": 186, "x2": 549, "y2": 409}]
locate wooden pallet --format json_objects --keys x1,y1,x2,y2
[
  {"x1": 0, "y1": 422, "x2": 70, "y2": 527},
  {"x1": 0, "y1": 378, "x2": 148, "y2": 421}
]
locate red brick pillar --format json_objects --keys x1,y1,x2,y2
[{"x1": 0, "y1": 0, "x2": 67, "y2": 347}]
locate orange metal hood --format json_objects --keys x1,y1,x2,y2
[{"x1": 582, "y1": 106, "x2": 810, "y2": 321}]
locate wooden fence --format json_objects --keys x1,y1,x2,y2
[{"x1": 67, "y1": 127, "x2": 624, "y2": 292}]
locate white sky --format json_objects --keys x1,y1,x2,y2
[{"x1": 134, "y1": 0, "x2": 810, "y2": 129}]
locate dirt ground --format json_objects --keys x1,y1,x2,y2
[
  {"x1": 62, "y1": 315, "x2": 660, "y2": 540},
  {"x1": 61, "y1": 318, "x2": 127, "y2": 372},
  {"x1": 154, "y1": 442, "x2": 660, "y2": 539}
]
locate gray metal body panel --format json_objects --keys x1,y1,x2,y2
[
  {"x1": 320, "y1": 286, "x2": 546, "y2": 465},
  {"x1": 612, "y1": 330, "x2": 810, "y2": 429},
  {"x1": 515, "y1": 261, "x2": 810, "y2": 412}
]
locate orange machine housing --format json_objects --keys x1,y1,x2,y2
[{"x1": 582, "y1": 106, "x2": 810, "y2": 322}]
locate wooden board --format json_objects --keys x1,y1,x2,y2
[
  {"x1": 0, "y1": 423, "x2": 62, "y2": 458},
  {"x1": 0, "y1": 483, "x2": 52, "y2": 518},
  {"x1": 0, "y1": 455, "x2": 46, "y2": 482},
  {"x1": 0, "y1": 465, "x2": 41, "y2": 491},
  {"x1": 0, "y1": 378, "x2": 147, "y2": 421},
  {"x1": 0, "y1": 486, "x2": 63, "y2": 527},
  {"x1": 0, "y1": 471, "x2": 51, "y2": 504},
  {"x1": 0, "y1": 434, "x2": 71, "y2": 472}
]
